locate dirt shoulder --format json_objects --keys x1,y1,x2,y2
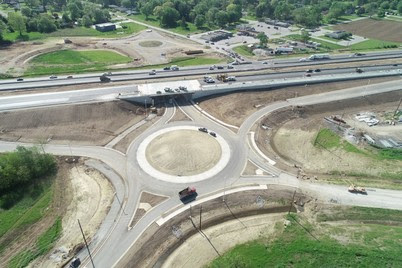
[
  {"x1": 0, "y1": 101, "x2": 144, "y2": 146},
  {"x1": 117, "y1": 185, "x2": 309, "y2": 268},
  {"x1": 197, "y1": 77, "x2": 400, "y2": 127}
]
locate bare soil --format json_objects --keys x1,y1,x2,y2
[
  {"x1": 117, "y1": 185, "x2": 309, "y2": 268},
  {"x1": 0, "y1": 101, "x2": 143, "y2": 146},
  {"x1": 333, "y1": 18, "x2": 402, "y2": 43},
  {"x1": 145, "y1": 130, "x2": 222, "y2": 176},
  {"x1": 256, "y1": 90, "x2": 402, "y2": 187},
  {"x1": 242, "y1": 160, "x2": 269, "y2": 176},
  {"x1": 198, "y1": 77, "x2": 400, "y2": 127},
  {"x1": 168, "y1": 107, "x2": 192, "y2": 122}
]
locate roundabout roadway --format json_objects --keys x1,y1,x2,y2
[{"x1": 0, "y1": 79, "x2": 402, "y2": 267}]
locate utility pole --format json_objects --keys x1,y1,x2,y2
[
  {"x1": 144, "y1": 99, "x2": 147, "y2": 118},
  {"x1": 288, "y1": 190, "x2": 296, "y2": 215},
  {"x1": 199, "y1": 206, "x2": 203, "y2": 231},
  {"x1": 393, "y1": 98, "x2": 402, "y2": 118},
  {"x1": 78, "y1": 219, "x2": 95, "y2": 268}
]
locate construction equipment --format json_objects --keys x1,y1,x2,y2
[
  {"x1": 99, "y1": 74, "x2": 111, "y2": 82},
  {"x1": 217, "y1": 73, "x2": 229, "y2": 82},
  {"x1": 179, "y1": 187, "x2": 197, "y2": 203},
  {"x1": 348, "y1": 185, "x2": 367, "y2": 195}
]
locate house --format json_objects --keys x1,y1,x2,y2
[
  {"x1": 95, "y1": 23, "x2": 116, "y2": 32},
  {"x1": 325, "y1": 31, "x2": 350, "y2": 40}
]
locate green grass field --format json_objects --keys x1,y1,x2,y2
[
  {"x1": 209, "y1": 211, "x2": 402, "y2": 267},
  {"x1": 129, "y1": 14, "x2": 204, "y2": 35},
  {"x1": 233, "y1": 45, "x2": 254, "y2": 57},
  {"x1": 26, "y1": 49, "x2": 132, "y2": 76},
  {"x1": 3, "y1": 22, "x2": 146, "y2": 42},
  {"x1": 349, "y1": 39, "x2": 400, "y2": 50},
  {"x1": 313, "y1": 128, "x2": 365, "y2": 154},
  {"x1": 8, "y1": 217, "x2": 62, "y2": 268}
]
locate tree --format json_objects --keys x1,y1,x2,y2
[
  {"x1": 194, "y1": 14, "x2": 205, "y2": 28},
  {"x1": 140, "y1": 2, "x2": 154, "y2": 19},
  {"x1": 0, "y1": 20, "x2": 6, "y2": 41},
  {"x1": 21, "y1": 7, "x2": 32, "y2": 18},
  {"x1": 82, "y1": 15, "x2": 92, "y2": 27},
  {"x1": 301, "y1": 30, "x2": 311, "y2": 43},
  {"x1": 257, "y1": 32, "x2": 268, "y2": 47},
  {"x1": 398, "y1": 2, "x2": 402, "y2": 15},
  {"x1": 68, "y1": 2, "x2": 82, "y2": 21},
  {"x1": 8, "y1": 12, "x2": 26, "y2": 36},
  {"x1": 121, "y1": 0, "x2": 132, "y2": 9},
  {"x1": 226, "y1": 4, "x2": 242, "y2": 23},
  {"x1": 25, "y1": 0, "x2": 39, "y2": 9},
  {"x1": 377, "y1": 9, "x2": 385, "y2": 18},
  {"x1": 215, "y1": 10, "x2": 228, "y2": 28},
  {"x1": 159, "y1": 6, "x2": 179, "y2": 27},
  {"x1": 37, "y1": 15, "x2": 57, "y2": 33},
  {"x1": 380, "y1": 1, "x2": 390, "y2": 10}
]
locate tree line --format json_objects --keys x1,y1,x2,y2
[
  {"x1": 136, "y1": 0, "x2": 402, "y2": 29},
  {"x1": 0, "y1": 0, "x2": 114, "y2": 41},
  {"x1": 0, "y1": 146, "x2": 56, "y2": 209}
]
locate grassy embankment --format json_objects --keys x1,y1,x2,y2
[
  {"x1": 25, "y1": 49, "x2": 226, "y2": 76},
  {"x1": 313, "y1": 128, "x2": 402, "y2": 188},
  {"x1": 232, "y1": 45, "x2": 255, "y2": 57},
  {"x1": 209, "y1": 207, "x2": 402, "y2": 267},
  {"x1": 2, "y1": 22, "x2": 146, "y2": 42}
]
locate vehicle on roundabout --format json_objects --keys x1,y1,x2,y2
[
  {"x1": 179, "y1": 187, "x2": 197, "y2": 204},
  {"x1": 198, "y1": 127, "x2": 208, "y2": 133}
]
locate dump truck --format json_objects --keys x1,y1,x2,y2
[
  {"x1": 348, "y1": 185, "x2": 367, "y2": 195},
  {"x1": 99, "y1": 74, "x2": 111, "y2": 82},
  {"x1": 216, "y1": 73, "x2": 228, "y2": 82},
  {"x1": 179, "y1": 187, "x2": 197, "y2": 203}
]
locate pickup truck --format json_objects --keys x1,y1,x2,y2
[{"x1": 179, "y1": 187, "x2": 197, "y2": 203}]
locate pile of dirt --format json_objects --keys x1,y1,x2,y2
[{"x1": 0, "y1": 101, "x2": 142, "y2": 145}]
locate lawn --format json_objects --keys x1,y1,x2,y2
[
  {"x1": 3, "y1": 22, "x2": 146, "y2": 42},
  {"x1": 286, "y1": 34, "x2": 344, "y2": 50},
  {"x1": 349, "y1": 39, "x2": 400, "y2": 50},
  {"x1": 233, "y1": 45, "x2": 254, "y2": 57},
  {"x1": 129, "y1": 14, "x2": 207, "y2": 35},
  {"x1": 26, "y1": 49, "x2": 132, "y2": 76},
  {"x1": 209, "y1": 211, "x2": 402, "y2": 267}
]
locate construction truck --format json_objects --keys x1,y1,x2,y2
[
  {"x1": 179, "y1": 187, "x2": 197, "y2": 203},
  {"x1": 308, "y1": 54, "x2": 330, "y2": 60},
  {"x1": 348, "y1": 185, "x2": 367, "y2": 195}
]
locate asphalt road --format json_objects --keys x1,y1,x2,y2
[
  {"x1": 0, "y1": 73, "x2": 401, "y2": 267},
  {"x1": 0, "y1": 50, "x2": 401, "y2": 91}
]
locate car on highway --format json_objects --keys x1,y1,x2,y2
[
  {"x1": 198, "y1": 127, "x2": 208, "y2": 133},
  {"x1": 306, "y1": 69, "x2": 313, "y2": 73},
  {"x1": 299, "y1": 58, "x2": 308, "y2": 62},
  {"x1": 314, "y1": 69, "x2": 321, "y2": 72},
  {"x1": 227, "y1": 76, "x2": 236, "y2": 81},
  {"x1": 350, "y1": 52, "x2": 365, "y2": 57},
  {"x1": 227, "y1": 65, "x2": 234, "y2": 69},
  {"x1": 262, "y1": 61, "x2": 268, "y2": 64},
  {"x1": 305, "y1": 73, "x2": 312, "y2": 77},
  {"x1": 67, "y1": 75, "x2": 73, "y2": 79},
  {"x1": 217, "y1": 66, "x2": 224, "y2": 69},
  {"x1": 171, "y1": 65, "x2": 179, "y2": 71},
  {"x1": 49, "y1": 75, "x2": 57, "y2": 79},
  {"x1": 205, "y1": 78, "x2": 215, "y2": 83},
  {"x1": 16, "y1": 78, "x2": 24, "y2": 81},
  {"x1": 209, "y1": 66, "x2": 215, "y2": 70},
  {"x1": 356, "y1": 68, "x2": 363, "y2": 73},
  {"x1": 209, "y1": 132, "x2": 217, "y2": 137},
  {"x1": 149, "y1": 70, "x2": 156, "y2": 75},
  {"x1": 392, "y1": 64, "x2": 398, "y2": 66},
  {"x1": 163, "y1": 66, "x2": 170, "y2": 70},
  {"x1": 156, "y1": 91, "x2": 162, "y2": 94}
]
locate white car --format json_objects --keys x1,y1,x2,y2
[
  {"x1": 146, "y1": 29, "x2": 152, "y2": 32},
  {"x1": 299, "y1": 58, "x2": 308, "y2": 62},
  {"x1": 149, "y1": 70, "x2": 156, "y2": 75}
]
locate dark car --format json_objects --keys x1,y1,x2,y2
[
  {"x1": 314, "y1": 69, "x2": 321, "y2": 72},
  {"x1": 17, "y1": 78, "x2": 24, "y2": 81},
  {"x1": 217, "y1": 66, "x2": 224, "y2": 69},
  {"x1": 306, "y1": 69, "x2": 313, "y2": 73},
  {"x1": 209, "y1": 132, "x2": 217, "y2": 137},
  {"x1": 163, "y1": 66, "x2": 170, "y2": 70},
  {"x1": 392, "y1": 64, "x2": 398, "y2": 66},
  {"x1": 198, "y1": 127, "x2": 208, "y2": 133},
  {"x1": 305, "y1": 73, "x2": 311, "y2": 77}
]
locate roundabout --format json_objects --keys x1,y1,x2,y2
[{"x1": 136, "y1": 126, "x2": 231, "y2": 183}]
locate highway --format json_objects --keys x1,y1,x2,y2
[
  {"x1": 0, "y1": 50, "x2": 401, "y2": 91},
  {"x1": 0, "y1": 72, "x2": 401, "y2": 268}
]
